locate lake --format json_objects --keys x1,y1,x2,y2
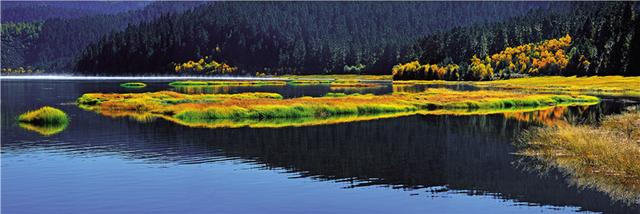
[{"x1": 2, "y1": 79, "x2": 639, "y2": 213}]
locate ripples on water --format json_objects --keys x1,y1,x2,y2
[{"x1": 1, "y1": 79, "x2": 639, "y2": 213}]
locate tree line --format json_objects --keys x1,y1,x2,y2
[
  {"x1": 394, "y1": 2, "x2": 640, "y2": 80},
  {"x1": 74, "y1": 2, "x2": 567, "y2": 75}
]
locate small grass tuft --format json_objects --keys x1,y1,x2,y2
[
  {"x1": 17, "y1": 106, "x2": 69, "y2": 136},
  {"x1": 18, "y1": 106, "x2": 69, "y2": 125}
]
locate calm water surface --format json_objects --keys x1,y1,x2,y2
[{"x1": 2, "y1": 79, "x2": 639, "y2": 213}]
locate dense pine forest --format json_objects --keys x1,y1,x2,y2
[{"x1": 74, "y1": 1, "x2": 568, "y2": 75}]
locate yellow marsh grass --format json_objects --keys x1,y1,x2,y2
[
  {"x1": 77, "y1": 89, "x2": 598, "y2": 128},
  {"x1": 395, "y1": 76, "x2": 640, "y2": 97},
  {"x1": 518, "y1": 111, "x2": 640, "y2": 204}
]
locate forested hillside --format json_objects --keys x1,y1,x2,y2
[
  {"x1": 1, "y1": 22, "x2": 41, "y2": 72},
  {"x1": 75, "y1": 1, "x2": 569, "y2": 75},
  {"x1": 1, "y1": 1, "x2": 203, "y2": 72},
  {"x1": 394, "y1": 2, "x2": 640, "y2": 80}
]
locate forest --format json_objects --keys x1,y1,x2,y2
[
  {"x1": 1, "y1": 2, "x2": 638, "y2": 78},
  {"x1": 73, "y1": 2, "x2": 569, "y2": 75},
  {"x1": 395, "y1": 2, "x2": 640, "y2": 80},
  {"x1": 1, "y1": 1, "x2": 203, "y2": 71}
]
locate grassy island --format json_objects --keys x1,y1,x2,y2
[
  {"x1": 17, "y1": 106, "x2": 69, "y2": 136},
  {"x1": 517, "y1": 110, "x2": 640, "y2": 204},
  {"x1": 77, "y1": 89, "x2": 598, "y2": 128}
]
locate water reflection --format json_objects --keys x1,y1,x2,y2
[
  {"x1": 18, "y1": 122, "x2": 68, "y2": 136},
  {"x1": 3, "y1": 108, "x2": 639, "y2": 213},
  {"x1": 172, "y1": 84, "x2": 392, "y2": 98},
  {"x1": 393, "y1": 83, "x2": 478, "y2": 93}
]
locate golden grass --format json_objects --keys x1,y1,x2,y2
[
  {"x1": 517, "y1": 110, "x2": 640, "y2": 204},
  {"x1": 77, "y1": 89, "x2": 598, "y2": 128},
  {"x1": 395, "y1": 76, "x2": 640, "y2": 97},
  {"x1": 474, "y1": 76, "x2": 640, "y2": 97}
]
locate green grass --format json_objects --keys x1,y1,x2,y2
[
  {"x1": 18, "y1": 106, "x2": 69, "y2": 125},
  {"x1": 120, "y1": 82, "x2": 147, "y2": 88},
  {"x1": 517, "y1": 110, "x2": 640, "y2": 204}
]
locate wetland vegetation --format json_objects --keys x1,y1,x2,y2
[
  {"x1": 517, "y1": 109, "x2": 640, "y2": 204},
  {"x1": 76, "y1": 88, "x2": 599, "y2": 128}
]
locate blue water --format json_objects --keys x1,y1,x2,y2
[{"x1": 2, "y1": 79, "x2": 638, "y2": 213}]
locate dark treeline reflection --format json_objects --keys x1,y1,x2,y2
[{"x1": 3, "y1": 105, "x2": 639, "y2": 213}]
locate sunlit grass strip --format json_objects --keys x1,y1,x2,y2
[
  {"x1": 396, "y1": 76, "x2": 640, "y2": 97},
  {"x1": 474, "y1": 76, "x2": 640, "y2": 97},
  {"x1": 517, "y1": 110, "x2": 640, "y2": 204},
  {"x1": 169, "y1": 80, "x2": 286, "y2": 86},
  {"x1": 120, "y1": 82, "x2": 147, "y2": 88},
  {"x1": 280, "y1": 74, "x2": 392, "y2": 81},
  {"x1": 17, "y1": 106, "x2": 69, "y2": 136},
  {"x1": 77, "y1": 89, "x2": 599, "y2": 128}
]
